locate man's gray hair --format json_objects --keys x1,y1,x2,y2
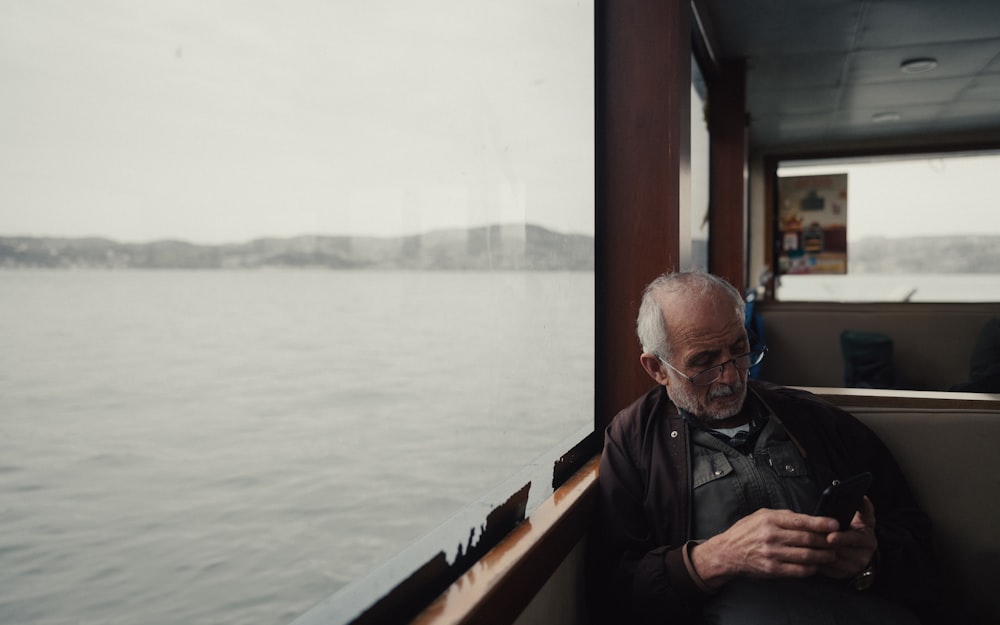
[{"x1": 636, "y1": 271, "x2": 746, "y2": 357}]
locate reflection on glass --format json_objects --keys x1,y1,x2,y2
[{"x1": 0, "y1": 2, "x2": 594, "y2": 624}]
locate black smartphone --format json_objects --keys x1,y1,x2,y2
[{"x1": 813, "y1": 472, "x2": 873, "y2": 530}]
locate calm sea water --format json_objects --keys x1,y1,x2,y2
[{"x1": 0, "y1": 270, "x2": 594, "y2": 625}]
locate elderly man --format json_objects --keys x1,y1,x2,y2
[{"x1": 593, "y1": 272, "x2": 945, "y2": 624}]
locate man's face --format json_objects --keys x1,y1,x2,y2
[{"x1": 660, "y1": 292, "x2": 750, "y2": 425}]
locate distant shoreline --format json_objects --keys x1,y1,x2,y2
[
  {"x1": 1, "y1": 231, "x2": 997, "y2": 273},
  {"x1": 0, "y1": 224, "x2": 595, "y2": 271}
]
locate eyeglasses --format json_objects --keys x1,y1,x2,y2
[{"x1": 659, "y1": 347, "x2": 767, "y2": 386}]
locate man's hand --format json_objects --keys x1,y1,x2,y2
[
  {"x1": 690, "y1": 508, "x2": 839, "y2": 590},
  {"x1": 819, "y1": 496, "x2": 879, "y2": 579}
]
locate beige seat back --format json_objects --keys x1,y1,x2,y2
[{"x1": 809, "y1": 388, "x2": 1000, "y2": 622}]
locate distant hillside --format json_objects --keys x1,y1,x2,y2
[
  {"x1": 0, "y1": 224, "x2": 594, "y2": 271},
  {"x1": 849, "y1": 235, "x2": 1000, "y2": 273},
  {"x1": 2, "y1": 231, "x2": 995, "y2": 273}
]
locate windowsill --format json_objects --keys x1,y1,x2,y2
[{"x1": 290, "y1": 425, "x2": 599, "y2": 625}]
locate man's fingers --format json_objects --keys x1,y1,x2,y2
[
  {"x1": 777, "y1": 508, "x2": 840, "y2": 534},
  {"x1": 856, "y1": 496, "x2": 876, "y2": 528}
]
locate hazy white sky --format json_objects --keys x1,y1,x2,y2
[
  {"x1": 4, "y1": 3, "x2": 998, "y2": 245},
  {"x1": 0, "y1": 0, "x2": 594, "y2": 243}
]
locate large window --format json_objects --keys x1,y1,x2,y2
[
  {"x1": 775, "y1": 152, "x2": 1000, "y2": 302},
  {"x1": 0, "y1": 3, "x2": 594, "y2": 624}
]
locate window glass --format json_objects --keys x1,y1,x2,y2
[
  {"x1": 690, "y1": 57, "x2": 710, "y2": 270},
  {"x1": 775, "y1": 152, "x2": 1000, "y2": 302},
  {"x1": 0, "y1": 2, "x2": 594, "y2": 624}
]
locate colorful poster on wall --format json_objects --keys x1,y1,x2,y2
[{"x1": 777, "y1": 174, "x2": 847, "y2": 274}]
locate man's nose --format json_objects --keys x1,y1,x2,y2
[{"x1": 717, "y1": 358, "x2": 741, "y2": 384}]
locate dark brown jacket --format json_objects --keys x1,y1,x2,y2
[{"x1": 592, "y1": 381, "x2": 943, "y2": 624}]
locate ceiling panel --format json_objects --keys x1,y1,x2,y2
[
  {"x1": 832, "y1": 103, "x2": 945, "y2": 126},
  {"x1": 858, "y1": 1, "x2": 1000, "y2": 47},
  {"x1": 700, "y1": 0, "x2": 1000, "y2": 152},
  {"x1": 843, "y1": 77, "x2": 971, "y2": 109},
  {"x1": 965, "y1": 73, "x2": 1000, "y2": 99},
  {"x1": 749, "y1": 87, "x2": 842, "y2": 116},
  {"x1": 846, "y1": 41, "x2": 1000, "y2": 84},
  {"x1": 748, "y1": 52, "x2": 847, "y2": 88},
  {"x1": 704, "y1": 0, "x2": 862, "y2": 54}
]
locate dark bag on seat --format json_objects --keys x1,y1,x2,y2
[{"x1": 840, "y1": 331, "x2": 894, "y2": 389}]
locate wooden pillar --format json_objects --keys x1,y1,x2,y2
[
  {"x1": 707, "y1": 58, "x2": 748, "y2": 294},
  {"x1": 596, "y1": 0, "x2": 691, "y2": 428}
]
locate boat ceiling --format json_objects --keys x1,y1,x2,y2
[{"x1": 698, "y1": 0, "x2": 1000, "y2": 155}]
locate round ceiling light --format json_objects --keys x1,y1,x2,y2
[
  {"x1": 872, "y1": 112, "x2": 902, "y2": 123},
  {"x1": 900, "y1": 57, "x2": 939, "y2": 74}
]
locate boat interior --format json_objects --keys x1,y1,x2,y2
[{"x1": 292, "y1": 1, "x2": 1000, "y2": 624}]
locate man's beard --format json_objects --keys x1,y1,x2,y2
[{"x1": 669, "y1": 379, "x2": 747, "y2": 425}]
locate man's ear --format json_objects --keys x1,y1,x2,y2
[{"x1": 639, "y1": 353, "x2": 671, "y2": 386}]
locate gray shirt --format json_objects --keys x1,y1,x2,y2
[{"x1": 689, "y1": 410, "x2": 821, "y2": 540}]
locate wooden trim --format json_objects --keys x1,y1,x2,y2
[
  {"x1": 795, "y1": 386, "x2": 1000, "y2": 411},
  {"x1": 708, "y1": 57, "x2": 748, "y2": 293},
  {"x1": 409, "y1": 456, "x2": 600, "y2": 625},
  {"x1": 596, "y1": 0, "x2": 691, "y2": 429}
]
